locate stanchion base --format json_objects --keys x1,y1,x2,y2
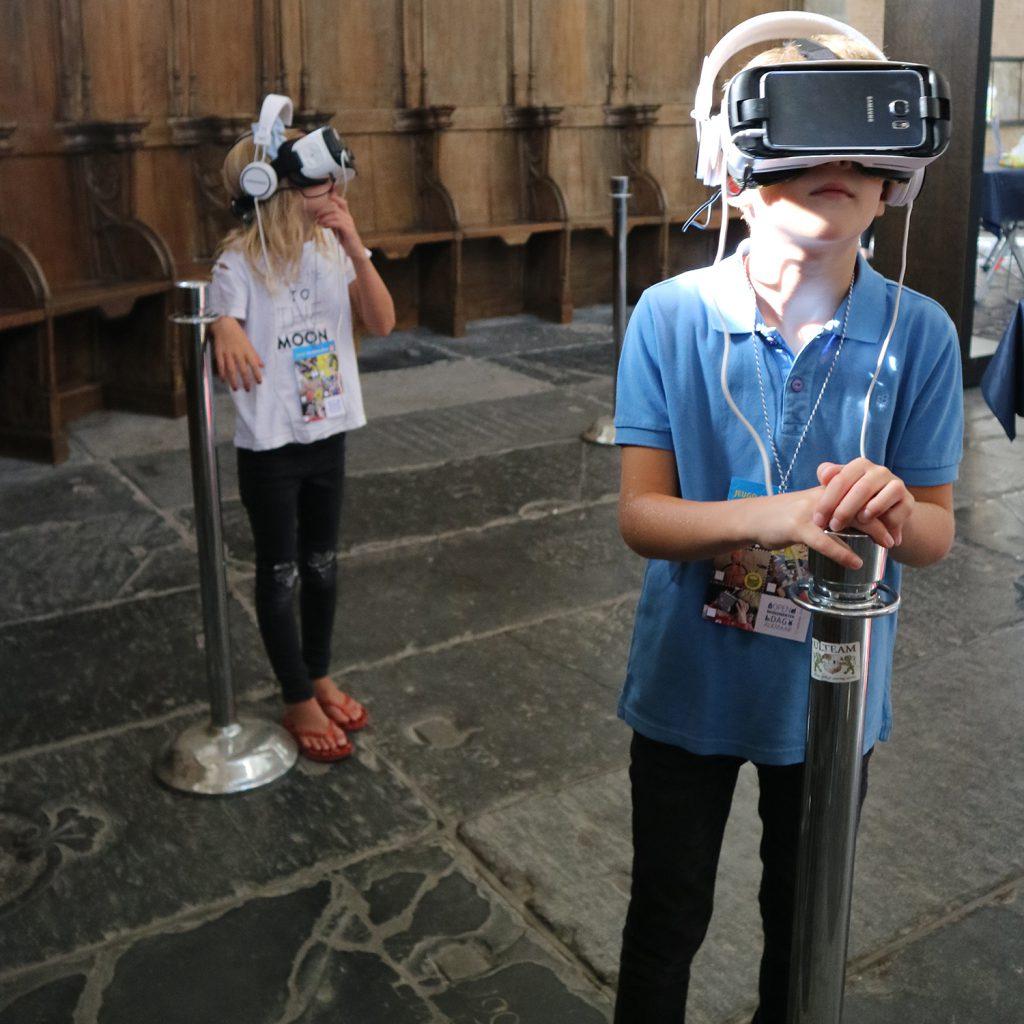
[
  {"x1": 582, "y1": 415, "x2": 616, "y2": 446},
  {"x1": 155, "y1": 715, "x2": 298, "y2": 796}
]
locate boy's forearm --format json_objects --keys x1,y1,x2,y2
[
  {"x1": 619, "y1": 493, "x2": 755, "y2": 561},
  {"x1": 890, "y1": 500, "x2": 955, "y2": 567}
]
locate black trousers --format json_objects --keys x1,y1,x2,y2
[
  {"x1": 614, "y1": 731, "x2": 871, "y2": 1024},
  {"x1": 236, "y1": 433, "x2": 346, "y2": 704}
]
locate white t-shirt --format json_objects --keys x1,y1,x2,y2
[{"x1": 209, "y1": 237, "x2": 367, "y2": 450}]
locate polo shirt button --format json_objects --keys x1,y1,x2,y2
[{"x1": 791, "y1": 377, "x2": 805, "y2": 392}]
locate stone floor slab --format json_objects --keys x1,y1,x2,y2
[
  {"x1": 0, "y1": 464, "x2": 142, "y2": 533},
  {"x1": 493, "y1": 341, "x2": 615, "y2": 387},
  {"x1": 0, "y1": 590, "x2": 270, "y2": 754},
  {"x1": 892, "y1": 538, "x2": 1024, "y2": 672},
  {"x1": 843, "y1": 886, "x2": 1024, "y2": 1023},
  {"x1": 352, "y1": 619, "x2": 630, "y2": 818},
  {"x1": 115, "y1": 442, "x2": 239, "y2": 510},
  {"x1": 460, "y1": 621, "x2": 1024, "y2": 1022},
  {"x1": 200, "y1": 441, "x2": 617, "y2": 563},
  {"x1": 360, "y1": 358, "x2": 550, "y2": 420},
  {"x1": 314, "y1": 504, "x2": 640, "y2": 672},
  {"x1": 0, "y1": 722, "x2": 432, "y2": 974},
  {"x1": 346, "y1": 389, "x2": 605, "y2": 475},
  {"x1": 0, "y1": 971, "x2": 87, "y2": 1024},
  {"x1": 436, "y1": 308, "x2": 612, "y2": 359},
  {"x1": 0, "y1": 511, "x2": 195, "y2": 625}
]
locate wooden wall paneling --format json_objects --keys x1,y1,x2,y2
[
  {"x1": 648, "y1": 123, "x2": 704, "y2": 219},
  {"x1": 419, "y1": 240, "x2": 463, "y2": 336},
  {"x1": 570, "y1": 229, "x2": 615, "y2": 306},
  {"x1": 525, "y1": 229, "x2": 571, "y2": 322},
  {"x1": 0, "y1": 235, "x2": 62, "y2": 462},
  {"x1": 79, "y1": 0, "x2": 138, "y2": 121},
  {"x1": 303, "y1": 0, "x2": 404, "y2": 112},
  {"x1": 135, "y1": 147, "x2": 205, "y2": 276},
  {"x1": 0, "y1": 157, "x2": 91, "y2": 291},
  {"x1": 627, "y1": 0, "x2": 706, "y2": 106},
  {"x1": 0, "y1": 4, "x2": 60, "y2": 151},
  {"x1": 187, "y1": 0, "x2": 261, "y2": 117},
  {"x1": 530, "y1": 0, "x2": 613, "y2": 107},
  {"x1": 461, "y1": 237, "x2": 525, "y2": 320},
  {"x1": 424, "y1": 0, "x2": 508, "y2": 109}
]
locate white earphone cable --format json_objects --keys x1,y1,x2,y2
[
  {"x1": 712, "y1": 185, "x2": 775, "y2": 495},
  {"x1": 859, "y1": 199, "x2": 913, "y2": 459}
]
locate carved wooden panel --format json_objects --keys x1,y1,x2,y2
[
  {"x1": 531, "y1": 0, "x2": 613, "y2": 107},
  {"x1": 424, "y1": 0, "x2": 508, "y2": 108},
  {"x1": 303, "y1": 0, "x2": 404, "y2": 111}
]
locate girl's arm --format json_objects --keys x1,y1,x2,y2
[
  {"x1": 316, "y1": 195, "x2": 395, "y2": 336},
  {"x1": 347, "y1": 253, "x2": 396, "y2": 336},
  {"x1": 619, "y1": 446, "x2": 891, "y2": 570},
  {"x1": 210, "y1": 316, "x2": 264, "y2": 392}
]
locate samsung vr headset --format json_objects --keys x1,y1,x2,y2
[
  {"x1": 692, "y1": 12, "x2": 951, "y2": 206},
  {"x1": 233, "y1": 94, "x2": 356, "y2": 217}
]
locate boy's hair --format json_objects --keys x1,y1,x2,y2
[
  {"x1": 744, "y1": 33, "x2": 885, "y2": 68},
  {"x1": 219, "y1": 128, "x2": 331, "y2": 284}
]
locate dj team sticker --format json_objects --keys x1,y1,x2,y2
[{"x1": 811, "y1": 639, "x2": 862, "y2": 683}]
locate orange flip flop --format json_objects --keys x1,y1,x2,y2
[
  {"x1": 283, "y1": 720, "x2": 353, "y2": 763},
  {"x1": 317, "y1": 694, "x2": 369, "y2": 733}
]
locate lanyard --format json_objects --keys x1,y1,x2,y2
[{"x1": 744, "y1": 257, "x2": 855, "y2": 494}]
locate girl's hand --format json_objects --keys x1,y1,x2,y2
[
  {"x1": 745, "y1": 487, "x2": 878, "y2": 569},
  {"x1": 316, "y1": 195, "x2": 365, "y2": 262},
  {"x1": 814, "y1": 459, "x2": 915, "y2": 547},
  {"x1": 212, "y1": 317, "x2": 264, "y2": 392}
]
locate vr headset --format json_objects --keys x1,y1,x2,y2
[
  {"x1": 233, "y1": 94, "x2": 356, "y2": 218},
  {"x1": 691, "y1": 12, "x2": 951, "y2": 207}
]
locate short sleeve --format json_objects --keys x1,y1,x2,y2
[
  {"x1": 890, "y1": 316, "x2": 964, "y2": 486},
  {"x1": 614, "y1": 292, "x2": 673, "y2": 451},
  {"x1": 208, "y1": 250, "x2": 249, "y2": 321}
]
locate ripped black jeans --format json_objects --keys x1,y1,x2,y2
[{"x1": 236, "y1": 433, "x2": 346, "y2": 704}]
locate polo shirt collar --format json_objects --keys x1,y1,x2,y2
[{"x1": 701, "y1": 240, "x2": 890, "y2": 344}]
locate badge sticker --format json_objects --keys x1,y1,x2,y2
[{"x1": 811, "y1": 639, "x2": 862, "y2": 683}]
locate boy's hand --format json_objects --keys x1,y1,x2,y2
[
  {"x1": 212, "y1": 317, "x2": 264, "y2": 391},
  {"x1": 814, "y1": 459, "x2": 915, "y2": 547},
  {"x1": 747, "y1": 487, "x2": 871, "y2": 569},
  {"x1": 316, "y1": 195, "x2": 365, "y2": 262}
]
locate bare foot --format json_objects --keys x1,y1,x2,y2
[
  {"x1": 311, "y1": 676, "x2": 368, "y2": 730},
  {"x1": 282, "y1": 698, "x2": 350, "y2": 757}
]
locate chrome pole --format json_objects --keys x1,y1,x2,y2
[
  {"x1": 583, "y1": 175, "x2": 630, "y2": 445},
  {"x1": 787, "y1": 530, "x2": 901, "y2": 1022},
  {"x1": 155, "y1": 280, "x2": 297, "y2": 795}
]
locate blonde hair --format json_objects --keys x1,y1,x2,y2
[
  {"x1": 744, "y1": 33, "x2": 885, "y2": 69},
  {"x1": 218, "y1": 128, "x2": 331, "y2": 285}
]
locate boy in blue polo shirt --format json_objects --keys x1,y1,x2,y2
[{"x1": 612, "y1": 34, "x2": 963, "y2": 1024}]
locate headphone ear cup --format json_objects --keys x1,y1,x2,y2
[
  {"x1": 885, "y1": 169, "x2": 924, "y2": 207},
  {"x1": 239, "y1": 160, "x2": 279, "y2": 201},
  {"x1": 695, "y1": 113, "x2": 725, "y2": 187}
]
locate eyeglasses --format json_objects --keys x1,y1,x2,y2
[{"x1": 298, "y1": 181, "x2": 335, "y2": 198}]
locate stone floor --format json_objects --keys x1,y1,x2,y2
[{"x1": 1, "y1": 305, "x2": 1023, "y2": 1023}]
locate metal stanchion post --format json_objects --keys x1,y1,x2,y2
[
  {"x1": 787, "y1": 530, "x2": 901, "y2": 1022},
  {"x1": 155, "y1": 280, "x2": 297, "y2": 795},
  {"x1": 583, "y1": 175, "x2": 630, "y2": 445}
]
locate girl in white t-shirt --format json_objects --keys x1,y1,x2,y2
[{"x1": 209, "y1": 129, "x2": 395, "y2": 763}]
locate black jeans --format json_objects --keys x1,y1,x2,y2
[
  {"x1": 236, "y1": 433, "x2": 346, "y2": 704},
  {"x1": 614, "y1": 731, "x2": 871, "y2": 1024}
]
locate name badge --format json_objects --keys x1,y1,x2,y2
[
  {"x1": 291, "y1": 325, "x2": 345, "y2": 422},
  {"x1": 701, "y1": 477, "x2": 811, "y2": 643}
]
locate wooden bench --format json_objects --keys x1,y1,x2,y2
[{"x1": 0, "y1": 131, "x2": 179, "y2": 463}]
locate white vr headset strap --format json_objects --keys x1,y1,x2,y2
[
  {"x1": 692, "y1": 12, "x2": 884, "y2": 124},
  {"x1": 253, "y1": 93, "x2": 294, "y2": 152}
]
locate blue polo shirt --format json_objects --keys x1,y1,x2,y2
[{"x1": 614, "y1": 243, "x2": 963, "y2": 764}]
